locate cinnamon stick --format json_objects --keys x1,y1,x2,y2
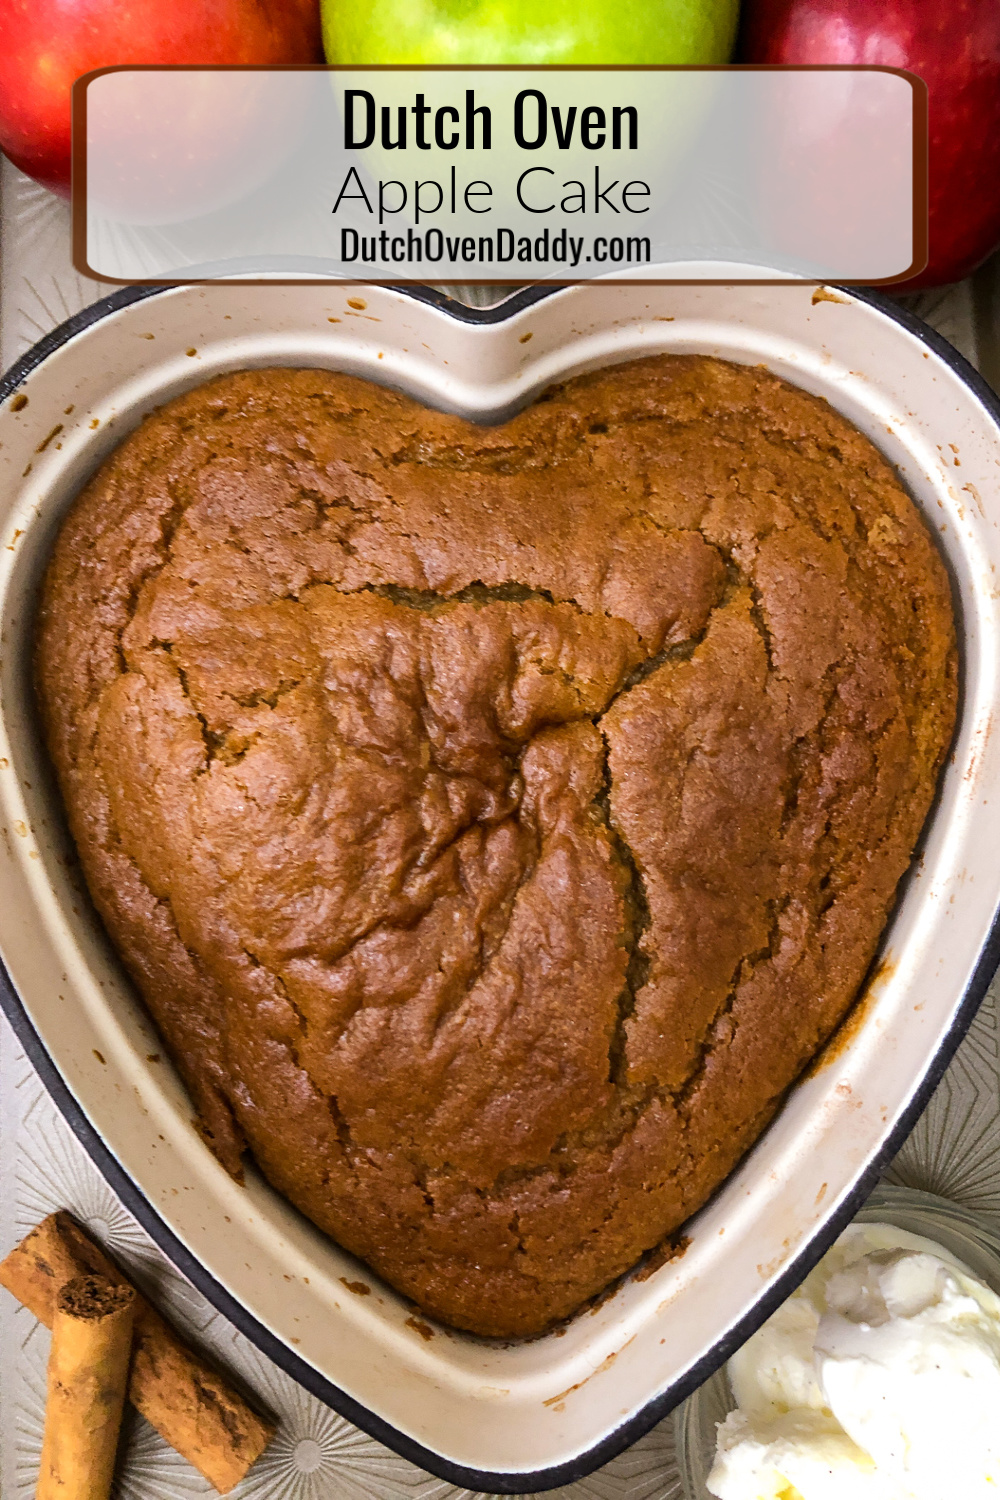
[
  {"x1": 37, "y1": 1274, "x2": 136, "y2": 1500},
  {"x1": 0, "y1": 1212, "x2": 273, "y2": 1492}
]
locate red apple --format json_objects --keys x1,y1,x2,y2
[
  {"x1": 0, "y1": 0, "x2": 323, "y2": 199},
  {"x1": 739, "y1": 0, "x2": 1000, "y2": 288}
]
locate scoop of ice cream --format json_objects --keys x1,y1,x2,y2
[{"x1": 708, "y1": 1221, "x2": 1000, "y2": 1500}]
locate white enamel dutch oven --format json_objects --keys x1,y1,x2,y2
[{"x1": 1, "y1": 274, "x2": 999, "y2": 1490}]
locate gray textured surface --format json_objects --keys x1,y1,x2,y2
[{"x1": 1, "y1": 153, "x2": 997, "y2": 1498}]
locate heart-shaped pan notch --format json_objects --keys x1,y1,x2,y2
[{"x1": 34, "y1": 353, "x2": 956, "y2": 1339}]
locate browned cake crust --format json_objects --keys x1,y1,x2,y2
[{"x1": 35, "y1": 355, "x2": 957, "y2": 1338}]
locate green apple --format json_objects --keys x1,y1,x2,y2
[{"x1": 323, "y1": 0, "x2": 739, "y2": 65}]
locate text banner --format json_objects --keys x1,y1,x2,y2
[{"x1": 75, "y1": 67, "x2": 923, "y2": 285}]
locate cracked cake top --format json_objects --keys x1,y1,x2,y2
[{"x1": 35, "y1": 354, "x2": 957, "y2": 1337}]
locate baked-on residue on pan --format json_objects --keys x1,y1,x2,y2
[{"x1": 35, "y1": 356, "x2": 957, "y2": 1337}]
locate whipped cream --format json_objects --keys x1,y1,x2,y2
[{"x1": 707, "y1": 1220, "x2": 1000, "y2": 1500}]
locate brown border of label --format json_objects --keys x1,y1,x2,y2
[{"x1": 70, "y1": 64, "x2": 929, "y2": 288}]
